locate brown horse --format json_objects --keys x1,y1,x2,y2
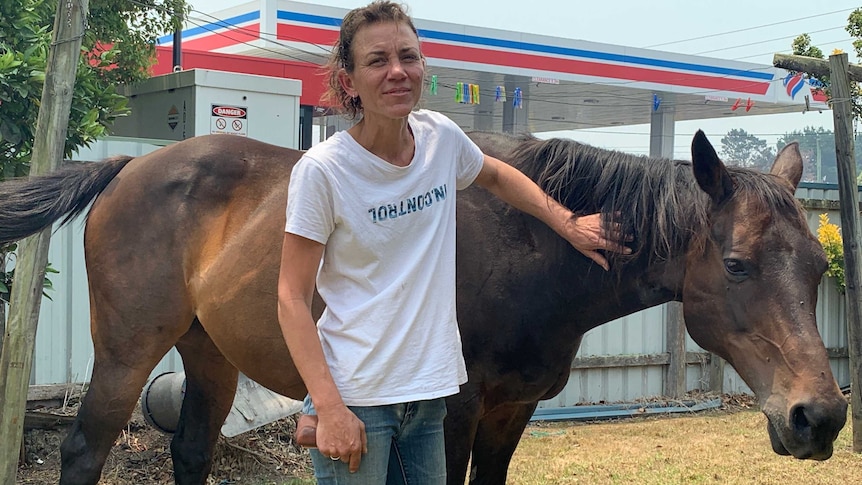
[{"x1": 0, "y1": 130, "x2": 846, "y2": 485}]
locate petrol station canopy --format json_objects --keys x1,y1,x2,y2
[{"x1": 154, "y1": 0, "x2": 825, "y2": 138}]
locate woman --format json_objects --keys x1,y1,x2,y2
[{"x1": 277, "y1": 1, "x2": 627, "y2": 483}]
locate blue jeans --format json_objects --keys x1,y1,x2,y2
[{"x1": 301, "y1": 396, "x2": 448, "y2": 484}]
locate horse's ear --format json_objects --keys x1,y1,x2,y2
[
  {"x1": 691, "y1": 130, "x2": 733, "y2": 205},
  {"x1": 770, "y1": 142, "x2": 803, "y2": 190}
]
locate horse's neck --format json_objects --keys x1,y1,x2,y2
[
  {"x1": 566, "y1": 256, "x2": 685, "y2": 335},
  {"x1": 557, "y1": 161, "x2": 699, "y2": 333}
]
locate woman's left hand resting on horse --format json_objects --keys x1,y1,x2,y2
[{"x1": 474, "y1": 155, "x2": 631, "y2": 271}]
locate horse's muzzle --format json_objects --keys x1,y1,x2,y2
[{"x1": 764, "y1": 398, "x2": 847, "y2": 460}]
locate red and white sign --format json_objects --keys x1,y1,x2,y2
[
  {"x1": 210, "y1": 104, "x2": 248, "y2": 136},
  {"x1": 213, "y1": 106, "x2": 247, "y2": 117}
]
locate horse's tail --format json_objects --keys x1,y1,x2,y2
[{"x1": 0, "y1": 156, "x2": 134, "y2": 245}]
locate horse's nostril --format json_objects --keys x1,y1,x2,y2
[{"x1": 791, "y1": 404, "x2": 811, "y2": 431}]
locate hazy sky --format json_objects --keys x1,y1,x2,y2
[{"x1": 189, "y1": 0, "x2": 861, "y2": 157}]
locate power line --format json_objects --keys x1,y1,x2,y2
[
  {"x1": 189, "y1": 8, "x2": 333, "y2": 57},
  {"x1": 641, "y1": 7, "x2": 856, "y2": 49},
  {"x1": 181, "y1": 17, "x2": 322, "y2": 64},
  {"x1": 124, "y1": 0, "x2": 333, "y2": 64},
  {"x1": 731, "y1": 36, "x2": 857, "y2": 61},
  {"x1": 694, "y1": 25, "x2": 845, "y2": 56}
]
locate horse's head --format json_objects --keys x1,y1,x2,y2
[{"x1": 682, "y1": 130, "x2": 847, "y2": 460}]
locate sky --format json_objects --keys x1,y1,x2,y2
[{"x1": 189, "y1": 0, "x2": 862, "y2": 158}]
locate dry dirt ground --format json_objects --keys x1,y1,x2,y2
[
  {"x1": 16, "y1": 393, "x2": 759, "y2": 484},
  {"x1": 18, "y1": 393, "x2": 315, "y2": 485}
]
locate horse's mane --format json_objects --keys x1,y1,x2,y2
[{"x1": 506, "y1": 135, "x2": 804, "y2": 269}]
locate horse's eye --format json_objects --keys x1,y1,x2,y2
[{"x1": 724, "y1": 258, "x2": 748, "y2": 277}]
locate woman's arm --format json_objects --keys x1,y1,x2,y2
[
  {"x1": 473, "y1": 154, "x2": 629, "y2": 271},
  {"x1": 277, "y1": 232, "x2": 367, "y2": 471}
]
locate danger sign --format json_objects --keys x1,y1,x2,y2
[
  {"x1": 213, "y1": 106, "x2": 246, "y2": 117},
  {"x1": 210, "y1": 104, "x2": 248, "y2": 137}
]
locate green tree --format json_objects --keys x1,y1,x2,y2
[
  {"x1": 719, "y1": 128, "x2": 775, "y2": 172},
  {"x1": 775, "y1": 127, "x2": 862, "y2": 184},
  {"x1": 791, "y1": 12, "x2": 862, "y2": 119},
  {"x1": 777, "y1": 127, "x2": 837, "y2": 183},
  {"x1": 0, "y1": 0, "x2": 188, "y2": 179}
]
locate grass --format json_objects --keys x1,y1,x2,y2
[{"x1": 508, "y1": 407, "x2": 860, "y2": 484}]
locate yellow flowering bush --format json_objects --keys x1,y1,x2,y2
[{"x1": 817, "y1": 213, "x2": 845, "y2": 293}]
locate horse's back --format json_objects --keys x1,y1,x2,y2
[
  {"x1": 88, "y1": 134, "x2": 299, "y2": 242},
  {"x1": 99, "y1": 134, "x2": 298, "y2": 209},
  {"x1": 467, "y1": 131, "x2": 533, "y2": 163}
]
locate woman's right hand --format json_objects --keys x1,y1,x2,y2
[{"x1": 316, "y1": 405, "x2": 368, "y2": 473}]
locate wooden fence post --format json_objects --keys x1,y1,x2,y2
[
  {"x1": 664, "y1": 302, "x2": 686, "y2": 398},
  {"x1": 708, "y1": 354, "x2": 725, "y2": 393},
  {"x1": 0, "y1": 0, "x2": 90, "y2": 481},
  {"x1": 828, "y1": 53, "x2": 862, "y2": 453}
]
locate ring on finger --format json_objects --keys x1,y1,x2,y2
[{"x1": 330, "y1": 455, "x2": 340, "y2": 461}]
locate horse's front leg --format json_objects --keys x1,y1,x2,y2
[
  {"x1": 171, "y1": 319, "x2": 239, "y2": 485},
  {"x1": 468, "y1": 401, "x2": 539, "y2": 485},
  {"x1": 444, "y1": 384, "x2": 483, "y2": 485}
]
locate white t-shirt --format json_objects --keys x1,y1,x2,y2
[{"x1": 285, "y1": 109, "x2": 484, "y2": 406}]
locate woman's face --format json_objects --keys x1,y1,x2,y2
[{"x1": 340, "y1": 21, "x2": 425, "y2": 121}]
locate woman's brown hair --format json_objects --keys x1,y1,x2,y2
[{"x1": 322, "y1": 1, "x2": 420, "y2": 119}]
